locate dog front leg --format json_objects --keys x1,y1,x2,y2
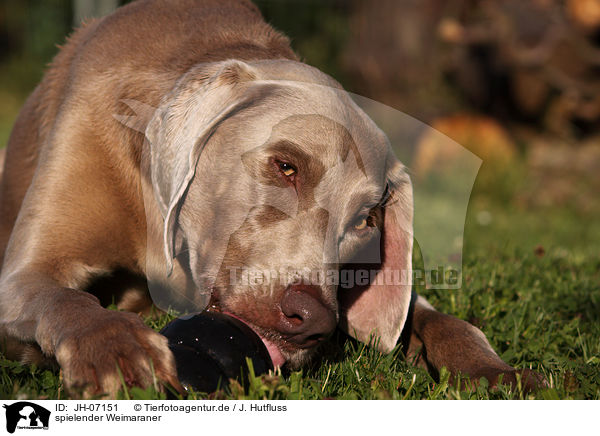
[
  {"x1": 0, "y1": 271, "x2": 181, "y2": 398},
  {"x1": 403, "y1": 291, "x2": 546, "y2": 392}
]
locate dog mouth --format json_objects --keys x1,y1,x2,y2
[
  {"x1": 207, "y1": 293, "x2": 287, "y2": 367},
  {"x1": 256, "y1": 335, "x2": 287, "y2": 368},
  {"x1": 222, "y1": 311, "x2": 287, "y2": 368},
  {"x1": 209, "y1": 289, "x2": 327, "y2": 368}
]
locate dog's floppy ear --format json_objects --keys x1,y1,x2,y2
[
  {"x1": 339, "y1": 158, "x2": 413, "y2": 353},
  {"x1": 145, "y1": 60, "x2": 260, "y2": 274}
]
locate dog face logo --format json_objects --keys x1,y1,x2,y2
[{"x1": 2, "y1": 402, "x2": 50, "y2": 433}]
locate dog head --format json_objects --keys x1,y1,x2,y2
[{"x1": 146, "y1": 60, "x2": 413, "y2": 367}]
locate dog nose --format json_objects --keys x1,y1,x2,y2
[{"x1": 278, "y1": 285, "x2": 336, "y2": 347}]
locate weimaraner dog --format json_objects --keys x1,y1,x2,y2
[{"x1": 0, "y1": 0, "x2": 543, "y2": 397}]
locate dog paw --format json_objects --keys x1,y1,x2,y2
[
  {"x1": 55, "y1": 310, "x2": 182, "y2": 398},
  {"x1": 462, "y1": 367, "x2": 549, "y2": 393},
  {"x1": 506, "y1": 368, "x2": 549, "y2": 392}
]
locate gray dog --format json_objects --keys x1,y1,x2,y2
[{"x1": 0, "y1": 0, "x2": 543, "y2": 397}]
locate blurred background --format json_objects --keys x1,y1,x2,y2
[{"x1": 0, "y1": 0, "x2": 599, "y2": 256}]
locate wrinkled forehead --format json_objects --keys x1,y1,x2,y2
[{"x1": 244, "y1": 81, "x2": 392, "y2": 184}]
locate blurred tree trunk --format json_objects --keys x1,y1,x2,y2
[
  {"x1": 343, "y1": 0, "x2": 600, "y2": 141},
  {"x1": 73, "y1": 0, "x2": 118, "y2": 25}
]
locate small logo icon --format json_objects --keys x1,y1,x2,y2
[{"x1": 3, "y1": 402, "x2": 50, "y2": 433}]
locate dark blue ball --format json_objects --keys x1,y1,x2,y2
[{"x1": 160, "y1": 312, "x2": 273, "y2": 393}]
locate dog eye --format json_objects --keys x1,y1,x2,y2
[
  {"x1": 278, "y1": 162, "x2": 296, "y2": 177},
  {"x1": 353, "y1": 215, "x2": 374, "y2": 231},
  {"x1": 354, "y1": 217, "x2": 368, "y2": 230}
]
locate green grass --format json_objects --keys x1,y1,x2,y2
[{"x1": 0, "y1": 162, "x2": 599, "y2": 400}]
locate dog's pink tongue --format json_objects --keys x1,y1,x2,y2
[
  {"x1": 224, "y1": 312, "x2": 286, "y2": 368},
  {"x1": 260, "y1": 337, "x2": 286, "y2": 368}
]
